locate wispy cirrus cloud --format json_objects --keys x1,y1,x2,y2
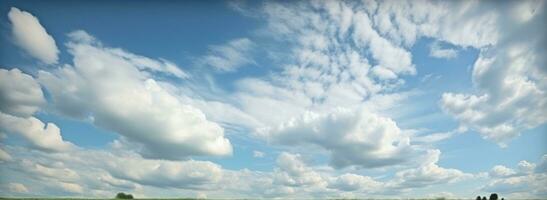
[
  {"x1": 429, "y1": 41, "x2": 458, "y2": 59},
  {"x1": 198, "y1": 38, "x2": 256, "y2": 72}
]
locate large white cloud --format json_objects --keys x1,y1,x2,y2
[
  {"x1": 440, "y1": 1, "x2": 547, "y2": 146},
  {"x1": 0, "y1": 68, "x2": 45, "y2": 117},
  {"x1": 0, "y1": 68, "x2": 70, "y2": 152},
  {"x1": 8, "y1": 7, "x2": 59, "y2": 64},
  {"x1": 260, "y1": 108, "x2": 414, "y2": 168},
  {"x1": 38, "y1": 31, "x2": 231, "y2": 159},
  {"x1": 1, "y1": 9, "x2": 71, "y2": 154}
]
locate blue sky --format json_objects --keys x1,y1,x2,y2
[{"x1": 0, "y1": 0, "x2": 546, "y2": 198}]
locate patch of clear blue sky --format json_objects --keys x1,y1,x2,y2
[
  {"x1": 439, "y1": 124, "x2": 547, "y2": 172},
  {"x1": 1, "y1": 0, "x2": 545, "y2": 174},
  {"x1": 0, "y1": 0, "x2": 260, "y2": 70}
]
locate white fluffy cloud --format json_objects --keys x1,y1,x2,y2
[
  {"x1": 260, "y1": 108, "x2": 414, "y2": 168},
  {"x1": 199, "y1": 38, "x2": 255, "y2": 72},
  {"x1": 440, "y1": 1, "x2": 547, "y2": 146},
  {"x1": 0, "y1": 112, "x2": 74, "y2": 152},
  {"x1": 1, "y1": 145, "x2": 228, "y2": 195},
  {"x1": 0, "y1": 68, "x2": 70, "y2": 152},
  {"x1": 388, "y1": 149, "x2": 471, "y2": 189},
  {"x1": 38, "y1": 31, "x2": 231, "y2": 159},
  {"x1": 106, "y1": 157, "x2": 223, "y2": 189},
  {"x1": 328, "y1": 173, "x2": 382, "y2": 192},
  {"x1": 490, "y1": 165, "x2": 517, "y2": 178},
  {"x1": 273, "y1": 152, "x2": 326, "y2": 187},
  {"x1": 0, "y1": 142, "x2": 477, "y2": 198},
  {"x1": 482, "y1": 155, "x2": 547, "y2": 198},
  {"x1": 8, "y1": 7, "x2": 59, "y2": 64},
  {"x1": 0, "y1": 68, "x2": 45, "y2": 117}
]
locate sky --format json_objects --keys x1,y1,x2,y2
[{"x1": 0, "y1": 0, "x2": 546, "y2": 198}]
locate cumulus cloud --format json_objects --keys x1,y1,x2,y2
[
  {"x1": 429, "y1": 41, "x2": 458, "y2": 59},
  {"x1": 260, "y1": 108, "x2": 414, "y2": 168},
  {"x1": 2, "y1": 145, "x2": 229, "y2": 195},
  {"x1": 482, "y1": 155, "x2": 547, "y2": 198},
  {"x1": 38, "y1": 31, "x2": 231, "y2": 159},
  {"x1": 199, "y1": 38, "x2": 255, "y2": 72},
  {"x1": 440, "y1": 1, "x2": 547, "y2": 146},
  {"x1": 8, "y1": 7, "x2": 59, "y2": 64},
  {"x1": 328, "y1": 173, "x2": 382, "y2": 192},
  {"x1": 388, "y1": 149, "x2": 471, "y2": 189},
  {"x1": 273, "y1": 152, "x2": 326, "y2": 187},
  {"x1": 0, "y1": 67, "x2": 72, "y2": 153},
  {"x1": 0, "y1": 142, "x2": 477, "y2": 198},
  {"x1": 0, "y1": 112, "x2": 74, "y2": 152},
  {"x1": 490, "y1": 165, "x2": 517, "y2": 178},
  {"x1": 0, "y1": 68, "x2": 45, "y2": 117},
  {"x1": 106, "y1": 157, "x2": 223, "y2": 189}
]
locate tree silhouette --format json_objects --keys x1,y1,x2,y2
[
  {"x1": 476, "y1": 196, "x2": 482, "y2": 200},
  {"x1": 490, "y1": 193, "x2": 499, "y2": 200},
  {"x1": 116, "y1": 192, "x2": 134, "y2": 199},
  {"x1": 482, "y1": 196, "x2": 487, "y2": 200}
]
